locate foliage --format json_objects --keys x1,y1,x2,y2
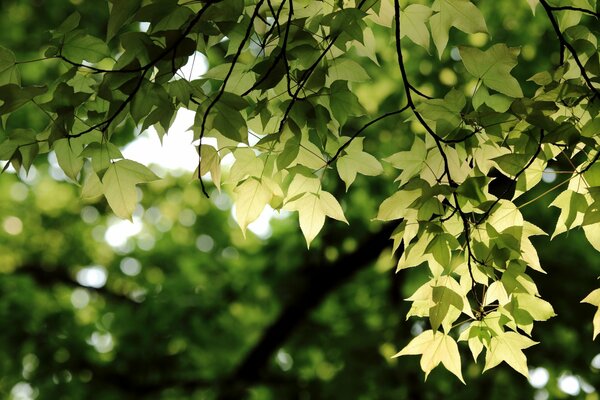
[{"x1": 1, "y1": 0, "x2": 600, "y2": 386}]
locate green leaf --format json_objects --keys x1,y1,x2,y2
[
  {"x1": 82, "y1": 142, "x2": 124, "y2": 176},
  {"x1": 400, "y1": 4, "x2": 432, "y2": 51},
  {"x1": 394, "y1": 330, "x2": 465, "y2": 383},
  {"x1": 212, "y1": 104, "x2": 248, "y2": 143},
  {"x1": 0, "y1": 84, "x2": 47, "y2": 115},
  {"x1": 327, "y1": 59, "x2": 371, "y2": 83},
  {"x1": 460, "y1": 44, "x2": 523, "y2": 98},
  {"x1": 336, "y1": 138, "x2": 383, "y2": 190},
  {"x1": 62, "y1": 32, "x2": 110, "y2": 63},
  {"x1": 81, "y1": 171, "x2": 103, "y2": 200},
  {"x1": 54, "y1": 139, "x2": 84, "y2": 182},
  {"x1": 102, "y1": 159, "x2": 159, "y2": 220},
  {"x1": 199, "y1": 145, "x2": 221, "y2": 189},
  {"x1": 430, "y1": 0, "x2": 488, "y2": 57},
  {"x1": 375, "y1": 189, "x2": 422, "y2": 221},
  {"x1": 329, "y1": 81, "x2": 365, "y2": 127},
  {"x1": 107, "y1": 0, "x2": 142, "y2": 41},
  {"x1": 384, "y1": 137, "x2": 427, "y2": 185},
  {"x1": 0, "y1": 46, "x2": 20, "y2": 86},
  {"x1": 430, "y1": 283, "x2": 464, "y2": 331},
  {"x1": 483, "y1": 331, "x2": 537, "y2": 377}
]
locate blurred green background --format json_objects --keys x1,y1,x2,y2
[{"x1": 1, "y1": 0, "x2": 599, "y2": 399}]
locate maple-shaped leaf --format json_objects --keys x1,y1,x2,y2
[
  {"x1": 483, "y1": 331, "x2": 538, "y2": 377},
  {"x1": 430, "y1": 0, "x2": 487, "y2": 57},
  {"x1": 385, "y1": 137, "x2": 427, "y2": 185},
  {"x1": 233, "y1": 177, "x2": 274, "y2": 236},
  {"x1": 459, "y1": 44, "x2": 523, "y2": 98},
  {"x1": 394, "y1": 330, "x2": 465, "y2": 383},
  {"x1": 400, "y1": 4, "x2": 432, "y2": 51},
  {"x1": 336, "y1": 138, "x2": 383, "y2": 191},
  {"x1": 102, "y1": 160, "x2": 159, "y2": 220},
  {"x1": 581, "y1": 289, "x2": 600, "y2": 340},
  {"x1": 284, "y1": 190, "x2": 348, "y2": 248}
]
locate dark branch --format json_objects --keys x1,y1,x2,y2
[
  {"x1": 15, "y1": 264, "x2": 136, "y2": 304},
  {"x1": 197, "y1": 0, "x2": 266, "y2": 197},
  {"x1": 217, "y1": 223, "x2": 396, "y2": 399},
  {"x1": 539, "y1": 0, "x2": 600, "y2": 97},
  {"x1": 549, "y1": 5, "x2": 599, "y2": 18}
]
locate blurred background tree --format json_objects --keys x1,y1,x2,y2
[{"x1": 0, "y1": 0, "x2": 599, "y2": 399}]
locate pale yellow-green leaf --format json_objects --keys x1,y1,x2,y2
[
  {"x1": 233, "y1": 178, "x2": 272, "y2": 236},
  {"x1": 284, "y1": 173, "x2": 321, "y2": 202},
  {"x1": 550, "y1": 190, "x2": 588, "y2": 239},
  {"x1": 295, "y1": 194, "x2": 325, "y2": 248},
  {"x1": 526, "y1": 0, "x2": 539, "y2": 14},
  {"x1": 319, "y1": 191, "x2": 348, "y2": 223},
  {"x1": 295, "y1": 135, "x2": 326, "y2": 170},
  {"x1": 400, "y1": 4, "x2": 432, "y2": 51},
  {"x1": 337, "y1": 151, "x2": 383, "y2": 191},
  {"x1": 483, "y1": 331, "x2": 537, "y2": 377},
  {"x1": 102, "y1": 160, "x2": 159, "y2": 220},
  {"x1": 521, "y1": 237, "x2": 545, "y2": 273},
  {"x1": 406, "y1": 280, "x2": 434, "y2": 319},
  {"x1": 583, "y1": 223, "x2": 600, "y2": 252},
  {"x1": 514, "y1": 293, "x2": 556, "y2": 321},
  {"x1": 394, "y1": 330, "x2": 464, "y2": 383},
  {"x1": 458, "y1": 322, "x2": 487, "y2": 362},
  {"x1": 375, "y1": 189, "x2": 422, "y2": 221},
  {"x1": 229, "y1": 148, "x2": 263, "y2": 183},
  {"x1": 487, "y1": 200, "x2": 524, "y2": 233},
  {"x1": 430, "y1": 279, "x2": 464, "y2": 331},
  {"x1": 200, "y1": 144, "x2": 221, "y2": 189},
  {"x1": 397, "y1": 231, "x2": 431, "y2": 271},
  {"x1": 384, "y1": 137, "x2": 427, "y2": 184},
  {"x1": 581, "y1": 289, "x2": 600, "y2": 339},
  {"x1": 484, "y1": 281, "x2": 509, "y2": 306},
  {"x1": 81, "y1": 171, "x2": 103, "y2": 201},
  {"x1": 354, "y1": 27, "x2": 379, "y2": 65}
]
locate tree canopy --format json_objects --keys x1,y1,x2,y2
[{"x1": 1, "y1": 0, "x2": 600, "y2": 397}]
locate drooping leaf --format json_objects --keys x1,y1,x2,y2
[
  {"x1": 394, "y1": 330, "x2": 465, "y2": 383},
  {"x1": 233, "y1": 177, "x2": 273, "y2": 236},
  {"x1": 102, "y1": 159, "x2": 159, "y2": 220},
  {"x1": 582, "y1": 289, "x2": 600, "y2": 340}
]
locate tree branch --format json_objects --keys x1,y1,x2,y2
[
  {"x1": 216, "y1": 223, "x2": 396, "y2": 399},
  {"x1": 15, "y1": 264, "x2": 136, "y2": 304},
  {"x1": 539, "y1": 0, "x2": 600, "y2": 97}
]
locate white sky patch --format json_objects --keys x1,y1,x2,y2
[
  {"x1": 177, "y1": 51, "x2": 209, "y2": 80},
  {"x1": 529, "y1": 367, "x2": 549, "y2": 388},
  {"x1": 558, "y1": 374, "x2": 580, "y2": 396},
  {"x1": 88, "y1": 332, "x2": 114, "y2": 353},
  {"x1": 122, "y1": 108, "x2": 198, "y2": 173},
  {"x1": 542, "y1": 167, "x2": 557, "y2": 183},
  {"x1": 10, "y1": 382, "x2": 35, "y2": 400},
  {"x1": 247, "y1": 206, "x2": 276, "y2": 238},
  {"x1": 76, "y1": 265, "x2": 108, "y2": 289},
  {"x1": 104, "y1": 217, "x2": 143, "y2": 248}
]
